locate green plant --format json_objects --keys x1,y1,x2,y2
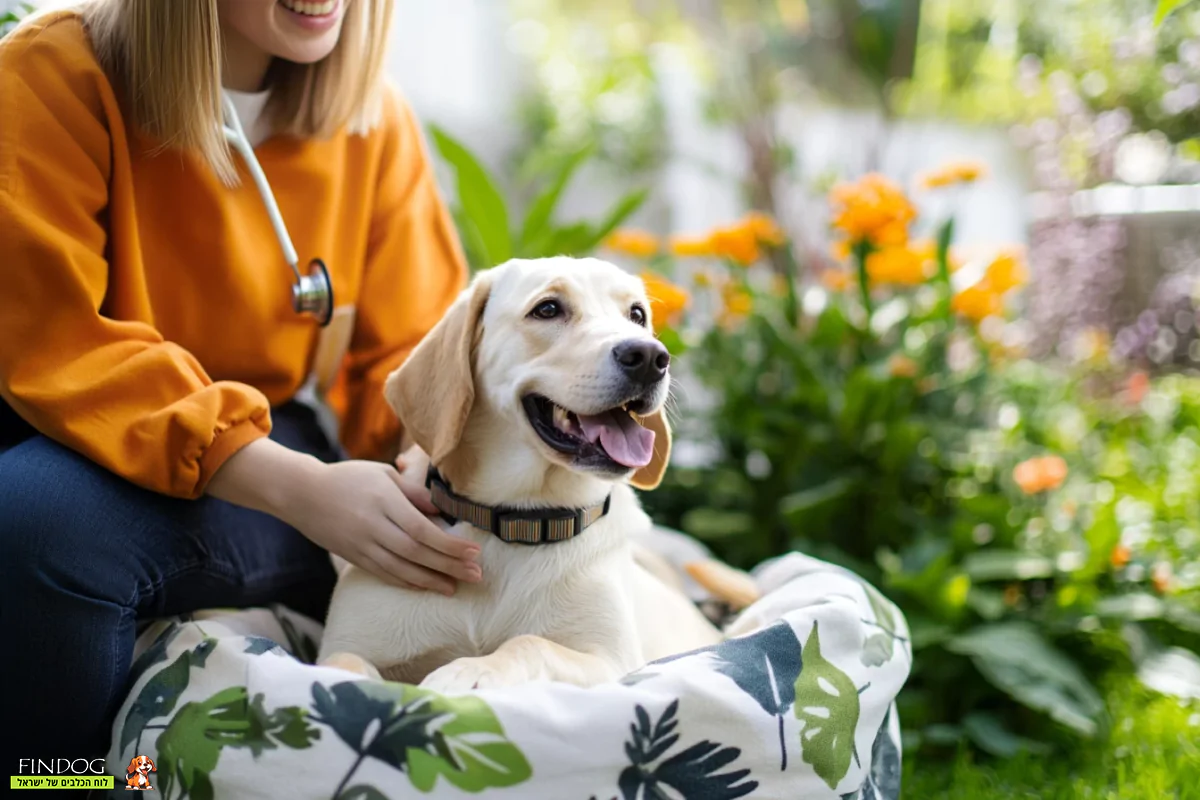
[
  {"x1": 1, "y1": 2, "x2": 35, "y2": 37},
  {"x1": 427, "y1": 125, "x2": 647, "y2": 271},
  {"x1": 632, "y1": 167, "x2": 1200, "y2": 758}
]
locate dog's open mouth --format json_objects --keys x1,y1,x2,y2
[{"x1": 522, "y1": 394, "x2": 656, "y2": 470}]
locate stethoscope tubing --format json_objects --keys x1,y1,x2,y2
[{"x1": 219, "y1": 92, "x2": 302, "y2": 283}]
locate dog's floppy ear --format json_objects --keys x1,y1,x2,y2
[
  {"x1": 125, "y1": 758, "x2": 138, "y2": 775},
  {"x1": 630, "y1": 409, "x2": 671, "y2": 490},
  {"x1": 147, "y1": 758, "x2": 156, "y2": 772},
  {"x1": 385, "y1": 270, "x2": 496, "y2": 464}
]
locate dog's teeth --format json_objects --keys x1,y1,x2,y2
[{"x1": 552, "y1": 405, "x2": 571, "y2": 433}]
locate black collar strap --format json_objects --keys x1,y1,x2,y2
[{"x1": 425, "y1": 466, "x2": 611, "y2": 545}]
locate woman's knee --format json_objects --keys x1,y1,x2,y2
[{"x1": 0, "y1": 436, "x2": 146, "y2": 597}]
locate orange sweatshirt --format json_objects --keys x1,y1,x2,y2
[{"x1": 0, "y1": 12, "x2": 468, "y2": 499}]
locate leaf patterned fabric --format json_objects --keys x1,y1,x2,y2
[{"x1": 105, "y1": 551, "x2": 910, "y2": 799}]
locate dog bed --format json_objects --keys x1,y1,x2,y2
[{"x1": 104, "y1": 532, "x2": 910, "y2": 800}]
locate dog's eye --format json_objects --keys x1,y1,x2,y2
[
  {"x1": 630, "y1": 304, "x2": 647, "y2": 327},
  {"x1": 530, "y1": 299, "x2": 562, "y2": 320}
]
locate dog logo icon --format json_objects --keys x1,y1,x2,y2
[{"x1": 125, "y1": 755, "x2": 156, "y2": 791}]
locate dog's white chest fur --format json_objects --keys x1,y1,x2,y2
[{"x1": 318, "y1": 485, "x2": 647, "y2": 686}]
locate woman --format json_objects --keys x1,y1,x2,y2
[{"x1": 0, "y1": 0, "x2": 482, "y2": 761}]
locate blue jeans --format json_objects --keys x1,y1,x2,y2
[{"x1": 0, "y1": 402, "x2": 339, "y2": 768}]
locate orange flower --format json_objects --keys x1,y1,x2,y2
[
  {"x1": 717, "y1": 283, "x2": 753, "y2": 329},
  {"x1": 829, "y1": 238, "x2": 852, "y2": 261},
  {"x1": 1151, "y1": 563, "x2": 1173, "y2": 594},
  {"x1": 829, "y1": 173, "x2": 917, "y2": 246},
  {"x1": 722, "y1": 284, "x2": 753, "y2": 317},
  {"x1": 1012, "y1": 455, "x2": 1068, "y2": 494},
  {"x1": 866, "y1": 243, "x2": 934, "y2": 286},
  {"x1": 1110, "y1": 545, "x2": 1131, "y2": 569},
  {"x1": 1126, "y1": 370, "x2": 1150, "y2": 405},
  {"x1": 888, "y1": 354, "x2": 919, "y2": 378},
  {"x1": 872, "y1": 220, "x2": 910, "y2": 248},
  {"x1": 821, "y1": 269, "x2": 853, "y2": 292},
  {"x1": 640, "y1": 271, "x2": 690, "y2": 333},
  {"x1": 951, "y1": 284, "x2": 1004, "y2": 323},
  {"x1": 669, "y1": 234, "x2": 717, "y2": 258},
  {"x1": 985, "y1": 248, "x2": 1029, "y2": 293},
  {"x1": 709, "y1": 224, "x2": 762, "y2": 266},
  {"x1": 918, "y1": 159, "x2": 988, "y2": 189},
  {"x1": 742, "y1": 211, "x2": 787, "y2": 247},
  {"x1": 604, "y1": 229, "x2": 659, "y2": 258}
]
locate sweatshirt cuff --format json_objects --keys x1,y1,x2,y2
[{"x1": 194, "y1": 412, "x2": 272, "y2": 498}]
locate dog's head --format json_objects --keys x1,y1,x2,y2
[
  {"x1": 126, "y1": 755, "x2": 155, "y2": 775},
  {"x1": 385, "y1": 257, "x2": 672, "y2": 494}
]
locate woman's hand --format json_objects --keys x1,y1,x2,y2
[{"x1": 207, "y1": 438, "x2": 481, "y2": 595}]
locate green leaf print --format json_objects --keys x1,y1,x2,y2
[
  {"x1": 128, "y1": 621, "x2": 183, "y2": 682},
  {"x1": 795, "y1": 621, "x2": 860, "y2": 790},
  {"x1": 618, "y1": 700, "x2": 758, "y2": 800},
  {"x1": 156, "y1": 686, "x2": 244, "y2": 800},
  {"x1": 155, "y1": 686, "x2": 319, "y2": 800},
  {"x1": 860, "y1": 583, "x2": 908, "y2": 667},
  {"x1": 400, "y1": 687, "x2": 532, "y2": 793},
  {"x1": 243, "y1": 635, "x2": 286, "y2": 656},
  {"x1": 120, "y1": 638, "x2": 217, "y2": 753},
  {"x1": 311, "y1": 681, "x2": 532, "y2": 796},
  {"x1": 274, "y1": 608, "x2": 320, "y2": 664},
  {"x1": 336, "y1": 785, "x2": 390, "y2": 800}
]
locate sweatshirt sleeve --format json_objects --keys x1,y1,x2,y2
[
  {"x1": 334, "y1": 87, "x2": 469, "y2": 461},
  {"x1": 0, "y1": 20, "x2": 272, "y2": 499}
]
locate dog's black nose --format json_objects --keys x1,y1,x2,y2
[{"x1": 613, "y1": 339, "x2": 670, "y2": 385}]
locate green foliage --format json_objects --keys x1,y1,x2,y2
[
  {"x1": 428, "y1": 125, "x2": 647, "y2": 271},
  {"x1": 896, "y1": 0, "x2": 1200, "y2": 146},
  {"x1": 1157, "y1": 0, "x2": 1193, "y2": 25},
  {"x1": 640, "y1": 193, "x2": 1200, "y2": 761},
  {"x1": 903, "y1": 679, "x2": 1200, "y2": 798},
  {"x1": 0, "y1": 2, "x2": 34, "y2": 37}
]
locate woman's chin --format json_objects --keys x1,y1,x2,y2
[{"x1": 271, "y1": 36, "x2": 342, "y2": 66}]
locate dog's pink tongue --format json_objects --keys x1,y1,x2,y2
[{"x1": 577, "y1": 410, "x2": 656, "y2": 468}]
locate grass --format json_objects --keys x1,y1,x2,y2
[{"x1": 903, "y1": 683, "x2": 1200, "y2": 799}]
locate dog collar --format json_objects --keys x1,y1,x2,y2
[{"x1": 425, "y1": 466, "x2": 611, "y2": 545}]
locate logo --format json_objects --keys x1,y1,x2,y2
[
  {"x1": 124, "y1": 755, "x2": 157, "y2": 791},
  {"x1": 11, "y1": 758, "x2": 114, "y2": 791}
]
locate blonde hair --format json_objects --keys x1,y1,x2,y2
[{"x1": 80, "y1": 0, "x2": 395, "y2": 184}]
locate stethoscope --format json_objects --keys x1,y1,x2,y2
[{"x1": 220, "y1": 92, "x2": 334, "y2": 327}]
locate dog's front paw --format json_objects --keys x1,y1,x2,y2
[{"x1": 420, "y1": 656, "x2": 527, "y2": 693}]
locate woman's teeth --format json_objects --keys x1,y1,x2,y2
[{"x1": 280, "y1": 0, "x2": 336, "y2": 16}]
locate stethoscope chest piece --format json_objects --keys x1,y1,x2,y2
[
  {"x1": 294, "y1": 258, "x2": 335, "y2": 327},
  {"x1": 220, "y1": 91, "x2": 335, "y2": 328}
]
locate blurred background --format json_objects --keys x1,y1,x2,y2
[
  {"x1": 392, "y1": 2, "x2": 1200, "y2": 796},
  {"x1": 6, "y1": 0, "x2": 1200, "y2": 795}
]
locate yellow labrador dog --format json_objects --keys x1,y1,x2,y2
[{"x1": 317, "y1": 257, "x2": 725, "y2": 691}]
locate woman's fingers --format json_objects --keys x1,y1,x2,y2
[
  {"x1": 360, "y1": 557, "x2": 423, "y2": 592},
  {"x1": 367, "y1": 547, "x2": 457, "y2": 596},
  {"x1": 391, "y1": 469, "x2": 440, "y2": 516},
  {"x1": 379, "y1": 511, "x2": 483, "y2": 584},
  {"x1": 410, "y1": 538, "x2": 482, "y2": 584},
  {"x1": 387, "y1": 492, "x2": 481, "y2": 563}
]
